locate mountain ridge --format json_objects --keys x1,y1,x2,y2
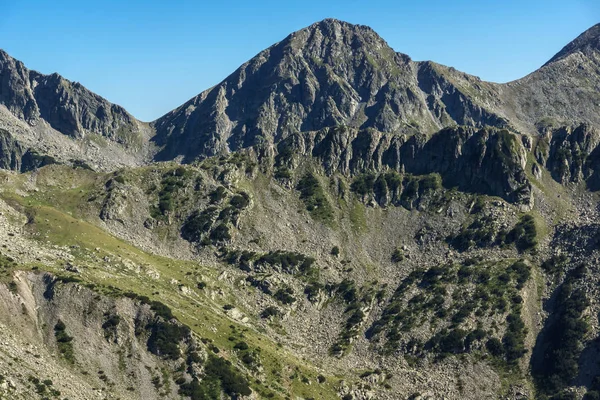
[{"x1": 1, "y1": 19, "x2": 598, "y2": 167}]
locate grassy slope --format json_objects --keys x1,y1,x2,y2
[{"x1": 0, "y1": 166, "x2": 342, "y2": 399}]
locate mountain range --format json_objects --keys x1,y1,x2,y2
[
  {"x1": 2, "y1": 19, "x2": 599, "y2": 167},
  {"x1": 0, "y1": 18, "x2": 599, "y2": 400}
]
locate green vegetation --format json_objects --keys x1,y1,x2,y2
[
  {"x1": 54, "y1": 320, "x2": 74, "y2": 363},
  {"x1": 181, "y1": 207, "x2": 219, "y2": 243},
  {"x1": 261, "y1": 306, "x2": 281, "y2": 319},
  {"x1": 391, "y1": 248, "x2": 404, "y2": 263},
  {"x1": 102, "y1": 313, "x2": 121, "y2": 341},
  {"x1": 541, "y1": 254, "x2": 568, "y2": 276},
  {"x1": 297, "y1": 173, "x2": 334, "y2": 224},
  {"x1": 367, "y1": 259, "x2": 531, "y2": 367},
  {"x1": 28, "y1": 375, "x2": 61, "y2": 398},
  {"x1": 0, "y1": 167, "x2": 337, "y2": 400},
  {"x1": 506, "y1": 214, "x2": 538, "y2": 252},
  {"x1": 224, "y1": 249, "x2": 316, "y2": 276},
  {"x1": 330, "y1": 280, "x2": 374, "y2": 356},
  {"x1": 274, "y1": 287, "x2": 296, "y2": 304},
  {"x1": 179, "y1": 355, "x2": 252, "y2": 399},
  {"x1": 534, "y1": 265, "x2": 590, "y2": 397},
  {"x1": 448, "y1": 214, "x2": 538, "y2": 253},
  {"x1": 350, "y1": 171, "x2": 441, "y2": 209},
  {"x1": 147, "y1": 320, "x2": 191, "y2": 360},
  {"x1": 149, "y1": 170, "x2": 191, "y2": 219},
  {"x1": 0, "y1": 252, "x2": 19, "y2": 283}
]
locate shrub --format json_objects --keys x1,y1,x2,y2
[
  {"x1": 181, "y1": 207, "x2": 219, "y2": 243},
  {"x1": 331, "y1": 246, "x2": 340, "y2": 256},
  {"x1": 304, "y1": 282, "x2": 324, "y2": 302},
  {"x1": 297, "y1": 173, "x2": 334, "y2": 223},
  {"x1": 230, "y1": 192, "x2": 250, "y2": 209},
  {"x1": 486, "y1": 338, "x2": 504, "y2": 357},
  {"x1": 391, "y1": 249, "x2": 404, "y2": 263},
  {"x1": 233, "y1": 341, "x2": 249, "y2": 351},
  {"x1": 503, "y1": 311, "x2": 527, "y2": 363},
  {"x1": 209, "y1": 186, "x2": 227, "y2": 203},
  {"x1": 274, "y1": 288, "x2": 296, "y2": 305},
  {"x1": 210, "y1": 224, "x2": 231, "y2": 242},
  {"x1": 150, "y1": 301, "x2": 174, "y2": 320},
  {"x1": 147, "y1": 321, "x2": 190, "y2": 360},
  {"x1": 350, "y1": 174, "x2": 376, "y2": 196},
  {"x1": 204, "y1": 355, "x2": 251, "y2": 397},
  {"x1": 534, "y1": 270, "x2": 590, "y2": 395},
  {"x1": 54, "y1": 320, "x2": 74, "y2": 363},
  {"x1": 437, "y1": 329, "x2": 467, "y2": 354},
  {"x1": 256, "y1": 250, "x2": 315, "y2": 275},
  {"x1": 260, "y1": 306, "x2": 281, "y2": 319},
  {"x1": 274, "y1": 166, "x2": 292, "y2": 180},
  {"x1": 506, "y1": 215, "x2": 537, "y2": 252}
]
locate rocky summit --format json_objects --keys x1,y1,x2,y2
[{"x1": 0, "y1": 18, "x2": 599, "y2": 400}]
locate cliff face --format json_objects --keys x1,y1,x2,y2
[{"x1": 273, "y1": 125, "x2": 530, "y2": 203}]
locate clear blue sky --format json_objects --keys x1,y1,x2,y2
[{"x1": 1, "y1": 0, "x2": 598, "y2": 121}]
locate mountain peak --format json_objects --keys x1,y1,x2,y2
[
  {"x1": 544, "y1": 23, "x2": 600, "y2": 65},
  {"x1": 305, "y1": 18, "x2": 375, "y2": 32}
]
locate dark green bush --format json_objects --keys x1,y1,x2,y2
[
  {"x1": 506, "y1": 215, "x2": 537, "y2": 252},
  {"x1": 256, "y1": 250, "x2": 315, "y2": 275},
  {"x1": 534, "y1": 268, "x2": 590, "y2": 396},
  {"x1": 297, "y1": 173, "x2": 334, "y2": 223},
  {"x1": 350, "y1": 174, "x2": 376, "y2": 196},
  {"x1": 503, "y1": 311, "x2": 527, "y2": 363},
  {"x1": 210, "y1": 224, "x2": 231, "y2": 242},
  {"x1": 304, "y1": 282, "x2": 324, "y2": 302},
  {"x1": 260, "y1": 306, "x2": 281, "y2": 319},
  {"x1": 181, "y1": 207, "x2": 219, "y2": 243},
  {"x1": 233, "y1": 341, "x2": 249, "y2": 351},
  {"x1": 209, "y1": 186, "x2": 227, "y2": 203},
  {"x1": 486, "y1": 337, "x2": 504, "y2": 356},
  {"x1": 230, "y1": 192, "x2": 250, "y2": 209},
  {"x1": 147, "y1": 321, "x2": 190, "y2": 360},
  {"x1": 391, "y1": 249, "x2": 404, "y2": 263},
  {"x1": 274, "y1": 288, "x2": 296, "y2": 304},
  {"x1": 150, "y1": 301, "x2": 174, "y2": 320},
  {"x1": 54, "y1": 320, "x2": 74, "y2": 363}
]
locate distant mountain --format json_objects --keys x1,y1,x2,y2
[
  {"x1": 152, "y1": 19, "x2": 509, "y2": 162},
  {"x1": 0, "y1": 50, "x2": 151, "y2": 170},
  {"x1": 152, "y1": 19, "x2": 600, "y2": 162}
]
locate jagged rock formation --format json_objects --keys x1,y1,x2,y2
[
  {"x1": 0, "y1": 50, "x2": 154, "y2": 171},
  {"x1": 276, "y1": 125, "x2": 531, "y2": 203},
  {"x1": 0, "y1": 50, "x2": 142, "y2": 143}
]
